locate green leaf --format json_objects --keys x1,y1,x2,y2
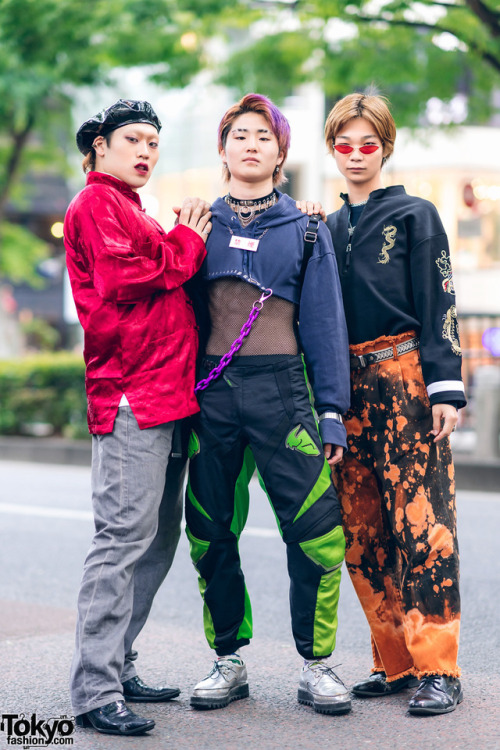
[{"x1": 0, "y1": 222, "x2": 50, "y2": 286}]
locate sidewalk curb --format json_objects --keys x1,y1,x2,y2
[
  {"x1": 453, "y1": 455, "x2": 500, "y2": 493},
  {"x1": 0, "y1": 435, "x2": 91, "y2": 467},
  {"x1": 1, "y1": 436, "x2": 499, "y2": 492}
]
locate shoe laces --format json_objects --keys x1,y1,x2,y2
[
  {"x1": 307, "y1": 661, "x2": 345, "y2": 686},
  {"x1": 418, "y1": 674, "x2": 443, "y2": 690},
  {"x1": 209, "y1": 659, "x2": 240, "y2": 681}
]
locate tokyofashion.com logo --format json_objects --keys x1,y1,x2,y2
[{"x1": 0, "y1": 713, "x2": 75, "y2": 747}]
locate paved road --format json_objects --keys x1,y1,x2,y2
[{"x1": 0, "y1": 460, "x2": 498, "y2": 750}]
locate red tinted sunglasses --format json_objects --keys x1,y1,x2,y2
[{"x1": 334, "y1": 144, "x2": 380, "y2": 155}]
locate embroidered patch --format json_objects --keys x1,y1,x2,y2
[
  {"x1": 442, "y1": 305, "x2": 461, "y2": 355},
  {"x1": 378, "y1": 225, "x2": 396, "y2": 264},
  {"x1": 286, "y1": 425, "x2": 320, "y2": 456},
  {"x1": 435, "y1": 249, "x2": 455, "y2": 294}
]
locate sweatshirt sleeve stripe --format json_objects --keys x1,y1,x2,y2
[{"x1": 427, "y1": 380, "x2": 465, "y2": 397}]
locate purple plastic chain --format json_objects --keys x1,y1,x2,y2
[{"x1": 195, "y1": 288, "x2": 273, "y2": 392}]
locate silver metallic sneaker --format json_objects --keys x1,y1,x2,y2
[
  {"x1": 190, "y1": 657, "x2": 249, "y2": 710},
  {"x1": 298, "y1": 661, "x2": 352, "y2": 715}
]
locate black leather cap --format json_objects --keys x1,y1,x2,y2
[{"x1": 76, "y1": 99, "x2": 162, "y2": 155}]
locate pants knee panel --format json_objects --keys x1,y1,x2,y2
[
  {"x1": 299, "y1": 525, "x2": 346, "y2": 572},
  {"x1": 185, "y1": 526, "x2": 211, "y2": 566}
]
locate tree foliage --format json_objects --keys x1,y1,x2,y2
[
  {"x1": 219, "y1": 0, "x2": 500, "y2": 125},
  {"x1": 0, "y1": 0, "x2": 243, "y2": 282},
  {"x1": 0, "y1": 222, "x2": 50, "y2": 286},
  {"x1": 1, "y1": 0, "x2": 498, "y2": 287}
]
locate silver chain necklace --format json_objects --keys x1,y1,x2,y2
[
  {"x1": 224, "y1": 191, "x2": 277, "y2": 228},
  {"x1": 345, "y1": 200, "x2": 368, "y2": 270}
]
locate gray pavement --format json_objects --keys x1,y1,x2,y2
[{"x1": 0, "y1": 460, "x2": 499, "y2": 750}]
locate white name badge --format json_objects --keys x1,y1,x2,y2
[{"x1": 229, "y1": 236, "x2": 260, "y2": 252}]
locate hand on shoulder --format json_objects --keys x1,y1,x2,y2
[{"x1": 296, "y1": 200, "x2": 327, "y2": 222}]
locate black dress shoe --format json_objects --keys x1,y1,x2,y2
[
  {"x1": 408, "y1": 675, "x2": 463, "y2": 715},
  {"x1": 75, "y1": 700, "x2": 155, "y2": 735},
  {"x1": 352, "y1": 671, "x2": 419, "y2": 697},
  {"x1": 122, "y1": 675, "x2": 181, "y2": 702}
]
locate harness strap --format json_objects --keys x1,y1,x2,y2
[{"x1": 299, "y1": 214, "x2": 321, "y2": 290}]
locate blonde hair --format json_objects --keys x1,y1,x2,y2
[{"x1": 324, "y1": 93, "x2": 396, "y2": 162}]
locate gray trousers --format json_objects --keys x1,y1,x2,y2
[{"x1": 70, "y1": 407, "x2": 184, "y2": 715}]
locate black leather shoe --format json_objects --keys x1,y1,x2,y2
[
  {"x1": 75, "y1": 700, "x2": 155, "y2": 735},
  {"x1": 408, "y1": 675, "x2": 463, "y2": 715},
  {"x1": 352, "y1": 671, "x2": 419, "y2": 697},
  {"x1": 122, "y1": 675, "x2": 180, "y2": 702}
]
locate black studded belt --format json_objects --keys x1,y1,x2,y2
[{"x1": 350, "y1": 337, "x2": 419, "y2": 370}]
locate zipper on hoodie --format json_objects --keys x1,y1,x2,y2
[
  {"x1": 344, "y1": 223, "x2": 354, "y2": 274},
  {"x1": 229, "y1": 216, "x2": 249, "y2": 275},
  {"x1": 344, "y1": 199, "x2": 367, "y2": 274}
]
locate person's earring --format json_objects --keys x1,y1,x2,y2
[
  {"x1": 382, "y1": 156, "x2": 387, "y2": 165},
  {"x1": 274, "y1": 165, "x2": 280, "y2": 175}
]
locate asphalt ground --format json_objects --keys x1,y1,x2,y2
[{"x1": 0, "y1": 460, "x2": 499, "y2": 750}]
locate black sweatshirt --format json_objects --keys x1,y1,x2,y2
[{"x1": 326, "y1": 185, "x2": 466, "y2": 408}]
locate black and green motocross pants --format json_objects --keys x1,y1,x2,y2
[{"x1": 185, "y1": 354, "x2": 345, "y2": 660}]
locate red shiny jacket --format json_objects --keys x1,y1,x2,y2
[{"x1": 64, "y1": 172, "x2": 206, "y2": 434}]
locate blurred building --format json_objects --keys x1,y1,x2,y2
[
  {"x1": 148, "y1": 85, "x2": 500, "y2": 317},
  {"x1": 145, "y1": 83, "x2": 500, "y2": 406},
  {"x1": 7, "y1": 80, "x2": 499, "y2": 391},
  {"x1": 6, "y1": 173, "x2": 70, "y2": 349},
  {"x1": 383, "y1": 126, "x2": 500, "y2": 401}
]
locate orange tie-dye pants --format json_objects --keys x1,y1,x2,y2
[{"x1": 334, "y1": 331, "x2": 461, "y2": 682}]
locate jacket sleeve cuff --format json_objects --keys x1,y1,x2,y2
[
  {"x1": 429, "y1": 391, "x2": 467, "y2": 409},
  {"x1": 318, "y1": 417, "x2": 347, "y2": 450},
  {"x1": 427, "y1": 381, "x2": 466, "y2": 409}
]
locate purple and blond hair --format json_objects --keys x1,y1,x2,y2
[{"x1": 218, "y1": 93, "x2": 291, "y2": 185}]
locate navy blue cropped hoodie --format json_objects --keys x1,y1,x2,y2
[{"x1": 200, "y1": 191, "x2": 350, "y2": 448}]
